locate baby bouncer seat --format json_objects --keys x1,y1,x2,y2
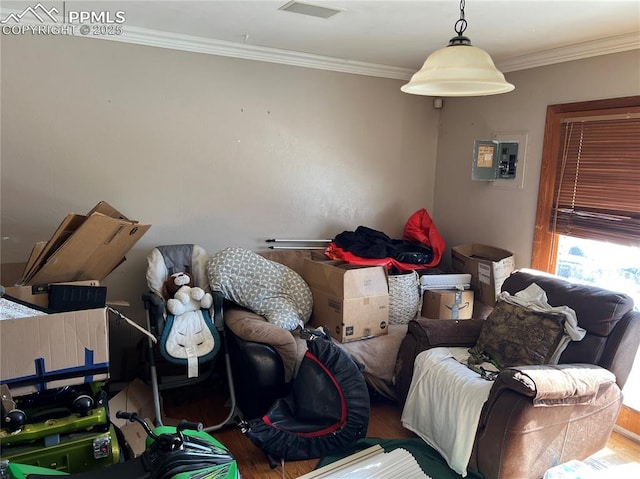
[{"x1": 142, "y1": 244, "x2": 239, "y2": 431}]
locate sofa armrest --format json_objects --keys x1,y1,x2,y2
[
  {"x1": 394, "y1": 318, "x2": 485, "y2": 405},
  {"x1": 495, "y1": 364, "x2": 616, "y2": 406},
  {"x1": 471, "y1": 363, "x2": 622, "y2": 479},
  {"x1": 408, "y1": 318, "x2": 485, "y2": 347}
]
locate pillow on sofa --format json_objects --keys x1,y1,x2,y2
[
  {"x1": 469, "y1": 300, "x2": 566, "y2": 369},
  {"x1": 207, "y1": 247, "x2": 313, "y2": 331}
]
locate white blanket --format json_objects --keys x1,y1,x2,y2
[
  {"x1": 0, "y1": 297, "x2": 47, "y2": 320},
  {"x1": 401, "y1": 347, "x2": 493, "y2": 477}
]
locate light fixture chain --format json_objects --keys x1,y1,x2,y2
[
  {"x1": 400, "y1": 0, "x2": 515, "y2": 96},
  {"x1": 455, "y1": 0, "x2": 468, "y2": 36}
]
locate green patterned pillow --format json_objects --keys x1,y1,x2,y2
[{"x1": 469, "y1": 301, "x2": 566, "y2": 369}]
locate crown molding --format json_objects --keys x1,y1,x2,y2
[
  {"x1": 111, "y1": 25, "x2": 416, "y2": 80},
  {"x1": 497, "y1": 32, "x2": 640, "y2": 73},
  {"x1": 113, "y1": 28, "x2": 640, "y2": 78},
  {"x1": 2, "y1": 7, "x2": 638, "y2": 80}
]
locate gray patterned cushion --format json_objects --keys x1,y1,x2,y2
[{"x1": 206, "y1": 247, "x2": 312, "y2": 330}]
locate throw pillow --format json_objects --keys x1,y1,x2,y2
[
  {"x1": 206, "y1": 247, "x2": 313, "y2": 331},
  {"x1": 469, "y1": 300, "x2": 566, "y2": 369}
]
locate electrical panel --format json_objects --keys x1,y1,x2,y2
[{"x1": 472, "y1": 140, "x2": 519, "y2": 181}]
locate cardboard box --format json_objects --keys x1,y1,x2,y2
[
  {"x1": 1, "y1": 262, "x2": 26, "y2": 286},
  {"x1": 421, "y1": 289, "x2": 474, "y2": 319},
  {"x1": 302, "y1": 259, "x2": 389, "y2": 343},
  {"x1": 0, "y1": 306, "x2": 109, "y2": 397},
  {"x1": 451, "y1": 244, "x2": 515, "y2": 306},
  {"x1": 20, "y1": 201, "x2": 150, "y2": 285},
  {"x1": 4, "y1": 280, "x2": 101, "y2": 309},
  {"x1": 109, "y1": 379, "x2": 156, "y2": 457}
]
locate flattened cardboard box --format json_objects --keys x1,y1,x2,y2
[
  {"x1": 451, "y1": 243, "x2": 515, "y2": 306},
  {"x1": 109, "y1": 379, "x2": 156, "y2": 457},
  {"x1": 421, "y1": 289, "x2": 474, "y2": 320},
  {"x1": 1, "y1": 262, "x2": 26, "y2": 286},
  {"x1": 302, "y1": 259, "x2": 389, "y2": 343},
  {"x1": 21, "y1": 201, "x2": 150, "y2": 285},
  {"x1": 0, "y1": 308, "x2": 109, "y2": 397}
]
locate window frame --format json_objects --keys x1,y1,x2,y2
[
  {"x1": 531, "y1": 95, "x2": 640, "y2": 431},
  {"x1": 531, "y1": 95, "x2": 640, "y2": 271}
]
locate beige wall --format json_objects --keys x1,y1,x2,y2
[
  {"x1": 2, "y1": 33, "x2": 638, "y2": 381},
  {"x1": 432, "y1": 50, "x2": 640, "y2": 270},
  {"x1": 0, "y1": 34, "x2": 439, "y2": 379}
]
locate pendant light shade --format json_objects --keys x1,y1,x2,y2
[{"x1": 402, "y1": 1, "x2": 514, "y2": 97}]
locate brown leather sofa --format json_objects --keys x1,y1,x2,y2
[{"x1": 395, "y1": 269, "x2": 640, "y2": 479}]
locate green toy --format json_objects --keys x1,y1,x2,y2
[{"x1": 0, "y1": 412, "x2": 239, "y2": 479}]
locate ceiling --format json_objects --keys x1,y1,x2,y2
[{"x1": 3, "y1": 1, "x2": 640, "y2": 79}]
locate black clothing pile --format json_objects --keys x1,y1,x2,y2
[{"x1": 333, "y1": 226, "x2": 434, "y2": 265}]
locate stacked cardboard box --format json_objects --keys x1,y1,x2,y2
[
  {"x1": 0, "y1": 201, "x2": 150, "y2": 396},
  {"x1": 0, "y1": 300, "x2": 110, "y2": 397},
  {"x1": 451, "y1": 243, "x2": 515, "y2": 306},
  {"x1": 421, "y1": 289, "x2": 474, "y2": 319},
  {"x1": 301, "y1": 259, "x2": 389, "y2": 343}
]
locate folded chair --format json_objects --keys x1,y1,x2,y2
[
  {"x1": 142, "y1": 244, "x2": 239, "y2": 431},
  {"x1": 241, "y1": 328, "x2": 370, "y2": 466}
]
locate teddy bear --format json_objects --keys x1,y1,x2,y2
[{"x1": 163, "y1": 272, "x2": 213, "y2": 316}]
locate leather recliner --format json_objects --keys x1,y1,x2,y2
[{"x1": 395, "y1": 268, "x2": 640, "y2": 479}]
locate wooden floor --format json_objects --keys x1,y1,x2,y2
[
  {"x1": 161, "y1": 383, "x2": 416, "y2": 479},
  {"x1": 161, "y1": 382, "x2": 640, "y2": 479}
]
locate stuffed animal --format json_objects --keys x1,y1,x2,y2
[
  {"x1": 163, "y1": 272, "x2": 194, "y2": 298},
  {"x1": 163, "y1": 272, "x2": 213, "y2": 316}
]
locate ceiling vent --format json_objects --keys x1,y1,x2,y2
[{"x1": 279, "y1": 1, "x2": 343, "y2": 19}]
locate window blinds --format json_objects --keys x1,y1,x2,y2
[{"x1": 550, "y1": 116, "x2": 640, "y2": 247}]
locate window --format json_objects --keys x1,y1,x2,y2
[
  {"x1": 555, "y1": 235, "x2": 640, "y2": 413},
  {"x1": 532, "y1": 96, "x2": 640, "y2": 273},
  {"x1": 532, "y1": 96, "x2": 640, "y2": 427},
  {"x1": 556, "y1": 236, "x2": 640, "y2": 307}
]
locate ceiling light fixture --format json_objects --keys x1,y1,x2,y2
[{"x1": 401, "y1": 0, "x2": 515, "y2": 97}]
